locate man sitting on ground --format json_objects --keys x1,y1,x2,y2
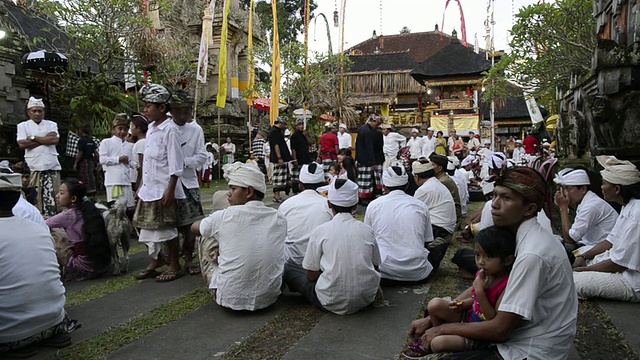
[
  {"x1": 412, "y1": 158, "x2": 456, "y2": 271},
  {"x1": 0, "y1": 173, "x2": 75, "y2": 358},
  {"x1": 409, "y1": 167, "x2": 577, "y2": 359},
  {"x1": 284, "y1": 178, "x2": 381, "y2": 315},
  {"x1": 192, "y1": 162, "x2": 287, "y2": 311},
  {"x1": 430, "y1": 154, "x2": 462, "y2": 224},
  {"x1": 573, "y1": 156, "x2": 640, "y2": 302},
  {"x1": 365, "y1": 165, "x2": 433, "y2": 283},
  {"x1": 553, "y1": 167, "x2": 617, "y2": 254},
  {"x1": 279, "y1": 162, "x2": 333, "y2": 269}
]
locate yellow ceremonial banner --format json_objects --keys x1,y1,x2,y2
[
  {"x1": 216, "y1": 0, "x2": 231, "y2": 108},
  {"x1": 380, "y1": 104, "x2": 389, "y2": 118},
  {"x1": 270, "y1": 0, "x2": 281, "y2": 125},
  {"x1": 430, "y1": 115, "x2": 479, "y2": 132},
  {"x1": 246, "y1": 0, "x2": 255, "y2": 105}
]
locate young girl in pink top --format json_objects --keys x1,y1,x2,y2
[{"x1": 403, "y1": 226, "x2": 516, "y2": 358}]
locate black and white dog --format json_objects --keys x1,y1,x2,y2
[{"x1": 96, "y1": 198, "x2": 131, "y2": 275}]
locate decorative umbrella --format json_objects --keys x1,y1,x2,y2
[
  {"x1": 21, "y1": 50, "x2": 68, "y2": 71},
  {"x1": 319, "y1": 113, "x2": 335, "y2": 122},
  {"x1": 253, "y1": 98, "x2": 287, "y2": 112},
  {"x1": 21, "y1": 50, "x2": 69, "y2": 112}
]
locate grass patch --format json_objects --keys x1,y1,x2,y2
[
  {"x1": 54, "y1": 288, "x2": 212, "y2": 360},
  {"x1": 221, "y1": 304, "x2": 326, "y2": 360},
  {"x1": 65, "y1": 276, "x2": 143, "y2": 309}
]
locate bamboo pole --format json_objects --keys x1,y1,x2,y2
[
  {"x1": 217, "y1": 108, "x2": 222, "y2": 179},
  {"x1": 193, "y1": 82, "x2": 199, "y2": 122}
]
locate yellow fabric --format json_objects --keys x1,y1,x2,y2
[
  {"x1": 216, "y1": 0, "x2": 231, "y2": 108},
  {"x1": 111, "y1": 185, "x2": 125, "y2": 198},
  {"x1": 380, "y1": 104, "x2": 389, "y2": 117},
  {"x1": 435, "y1": 138, "x2": 447, "y2": 155},
  {"x1": 246, "y1": 0, "x2": 255, "y2": 105},
  {"x1": 270, "y1": 0, "x2": 281, "y2": 125},
  {"x1": 430, "y1": 115, "x2": 479, "y2": 132}
]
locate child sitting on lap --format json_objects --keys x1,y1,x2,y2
[{"x1": 403, "y1": 226, "x2": 516, "y2": 358}]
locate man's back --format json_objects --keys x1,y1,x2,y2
[
  {"x1": 497, "y1": 217, "x2": 577, "y2": 360},
  {"x1": 573, "y1": 190, "x2": 618, "y2": 246},
  {"x1": 303, "y1": 213, "x2": 381, "y2": 315},
  {"x1": 0, "y1": 216, "x2": 66, "y2": 342},
  {"x1": 365, "y1": 190, "x2": 433, "y2": 281},
  {"x1": 278, "y1": 190, "x2": 333, "y2": 266},
  {"x1": 414, "y1": 178, "x2": 456, "y2": 233},
  {"x1": 199, "y1": 201, "x2": 286, "y2": 311}
]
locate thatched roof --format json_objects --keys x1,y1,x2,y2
[
  {"x1": 2, "y1": 1, "x2": 71, "y2": 52},
  {"x1": 410, "y1": 37, "x2": 491, "y2": 84},
  {"x1": 347, "y1": 51, "x2": 416, "y2": 72},
  {"x1": 347, "y1": 31, "x2": 459, "y2": 63}
]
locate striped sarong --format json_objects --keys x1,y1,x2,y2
[
  {"x1": 322, "y1": 158, "x2": 336, "y2": 180},
  {"x1": 289, "y1": 162, "x2": 301, "y2": 194},
  {"x1": 356, "y1": 164, "x2": 382, "y2": 199}
]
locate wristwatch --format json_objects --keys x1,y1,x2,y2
[{"x1": 29, "y1": 136, "x2": 36, "y2": 141}]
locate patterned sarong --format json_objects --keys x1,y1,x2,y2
[
  {"x1": 273, "y1": 163, "x2": 289, "y2": 192},
  {"x1": 176, "y1": 186, "x2": 204, "y2": 227},
  {"x1": 78, "y1": 159, "x2": 97, "y2": 194},
  {"x1": 356, "y1": 164, "x2": 382, "y2": 199},
  {"x1": 289, "y1": 162, "x2": 301, "y2": 194},
  {"x1": 322, "y1": 158, "x2": 336, "y2": 180},
  {"x1": 29, "y1": 170, "x2": 60, "y2": 217}
]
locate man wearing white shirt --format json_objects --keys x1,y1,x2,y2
[
  {"x1": 337, "y1": 123, "x2": 352, "y2": 150},
  {"x1": 420, "y1": 127, "x2": 436, "y2": 159},
  {"x1": 279, "y1": 163, "x2": 333, "y2": 269},
  {"x1": 406, "y1": 128, "x2": 423, "y2": 161},
  {"x1": 381, "y1": 124, "x2": 406, "y2": 169},
  {"x1": 553, "y1": 167, "x2": 618, "y2": 252},
  {"x1": 286, "y1": 178, "x2": 381, "y2": 315},
  {"x1": 0, "y1": 164, "x2": 46, "y2": 227},
  {"x1": 133, "y1": 84, "x2": 185, "y2": 283},
  {"x1": 410, "y1": 167, "x2": 577, "y2": 360},
  {"x1": 192, "y1": 162, "x2": 286, "y2": 311},
  {"x1": 512, "y1": 139, "x2": 525, "y2": 163},
  {"x1": 99, "y1": 114, "x2": 135, "y2": 208},
  {"x1": 365, "y1": 165, "x2": 433, "y2": 283},
  {"x1": 171, "y1": 91, "x2": 208, "y2": 275},
  {"x1": 16, "y1": 97, "x2": 62, "y2": 216},
  {"x1": 467, "y1": 131, "x2": 481, "y2": 152}
]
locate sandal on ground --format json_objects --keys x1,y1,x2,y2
[
  {"x1": 187, "y1": 263, "x2": 201, "y2": 275},
  {"x1": 272, "y1": 197, "x2": 283, "y2": 203},
  {"x1": 4, "y1": 346, "x2": 39, "y2": 359},
  {"x1": 401, "y1": 339, "x2": 430, "y2": 359},
  {"x1": 133, "y1": 269, "x2": 160, "y2": 280},
  {"x1": 42, "y1": 334, "x2": 71, "y2": 349},
  {"x1": 155, "y1": 270, "x2": 185, "y2": 283}
]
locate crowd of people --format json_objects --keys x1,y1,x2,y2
[{"x1": 2, "y1": 91, "x2": 640, "y2": 359}]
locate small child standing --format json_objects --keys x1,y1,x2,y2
[
  {"x1": 99, "y1": 114, "x2": 134, "y2": 208},
  {"x1": 402, "y1": 226, "x2": 516, "y2": 358}
]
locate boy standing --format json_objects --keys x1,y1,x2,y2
[
  {"x1": 99, "y1": 114, "x2": 134, "y2": 208},
  {"x1": 134, "y1": 84, "x2": 185, "y2": 282}
]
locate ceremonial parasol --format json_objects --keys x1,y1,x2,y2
[
  {"x1": 21, "y1": 50, "x2": 69, "y2": 112},
  {"x1": 253, "y1": 98, "x2": 287, "y2": 111},
  {"x1": 319, "y1": 113, "x2": 335, "y2": 122}
]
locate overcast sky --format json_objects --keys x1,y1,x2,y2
[{"x1": 306, "y1": 0, "x2": 551, "y2": 57}]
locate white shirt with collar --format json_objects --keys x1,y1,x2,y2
[
  {"x1": 303, "y1": 212, "x2": 381, "y2": 315},
  {"x1": 383, "y1": 132, "x2": 407, "y2": 158},
  {"x1": 337, "y1": 131, "x2": 352, "y2": 149},
  {"x1": 16, "y1": 119, "x2": 61, "y2": 171},
  {"x1": 497, "y1": 217, "x2": 577, "y2": 360},
  {"x1": 99, "y1": 136, "x2": 133, "y2": 186},
  {"x1": 414, "y1": 177, "x2": 456, "y2": 233},
  {"x1": 277, "y1": 189, "x2": 333, "y2": 267},
  {"x1": 569, "y1": 190, "x2": 618, "y2": 246},
  {"x1": 138, "y1": 119, "x2": 185, "y2": 202},
  {"x1": 606, "y1": 198, "x2": 640, "y2": 292},
  {"x1": 450, "y1": 173, "x2": 469, "y2": 216},
  {"x1": 512, "y1": 147, "x2": 525, "y2": 163},
  {"x1": 421, "y1": 135, "x2": 436, "y2": 158},
  {"x1": 175, "y1": 121, "x2": 207, "y2": 189},
  {"x1": 407, "y1": 136, "x2": 424, "y2": 159},
  {"x1": 12, "y1": 195, "x2": 46, "y2": 227},
  {"x1": 365, "y1": 190, "x2": 433, "y2": 281},
  {"x1": 467, "y1": 137, "x2": 481, "y2": 150},
  {"x1": 199, "y1": 201, "x2": 287, "y2": 311}
]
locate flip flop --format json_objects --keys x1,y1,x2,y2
[
  {"x1": 155, "y1": 270, "x2": 185, "y2": 282},
  {"x1": 134, "y1": 269, "x2": 160, "y2": 280},
  {"x1": 188, "y1": 263, "x2": 201, "y2": 275}
]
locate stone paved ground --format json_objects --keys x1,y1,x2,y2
[{"x1": 24, "y1": 181, "x2": 640, "y2": 360}]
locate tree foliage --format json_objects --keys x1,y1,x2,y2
[
  {"x1": 242, "y1": 0, "x2": 317, "y2": 45},
  {"x1": 483, "y1": 0, "x2": 596, "y2": 112}
]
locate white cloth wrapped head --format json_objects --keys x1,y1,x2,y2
[
  {"x1": 553, "y1": 168, "x2": 590, "y2": 186},
  {"x1": 222, "y1": 162, "x2": 267, "y2": 194},
  {"x1": 339, "y1": 123, "x2": 347, "y2": 130},
  {"x1": 487, "y1": 152, "x2": 507, "y2": 170},
  {"x1": 328, "y1": 178, "x2": 359, "y2": 207},
  {"x1": 411, "y1": 128, "x2": 419, "y2": 134},
  {"x1": 0, "y1": 173, "x2": 22, "y2": 192},
  {"x1": 27, "y1": 97, "x2": 45, "y2": 110},
  {"x1": 447, "y1": 156, "x2": 459, "y2": 171},
  {"x1": 412, "y1": 158, "x2": 434, "y2": 174},
  {"x1": 382, "y1": 165, "x2": 408, "y2": 187},
  {"x1": 461, "y1": 155, "x2": 476, "y2": 167},
  {"x1": 597, "y1": 155, "x2": 640, "y2": 186},
  {"x1": 483, "y1": 139, "x2": 491, "y2": 145},
  {"x1": 299, "y1": 162, "x2": 325, "y2": 184}
]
